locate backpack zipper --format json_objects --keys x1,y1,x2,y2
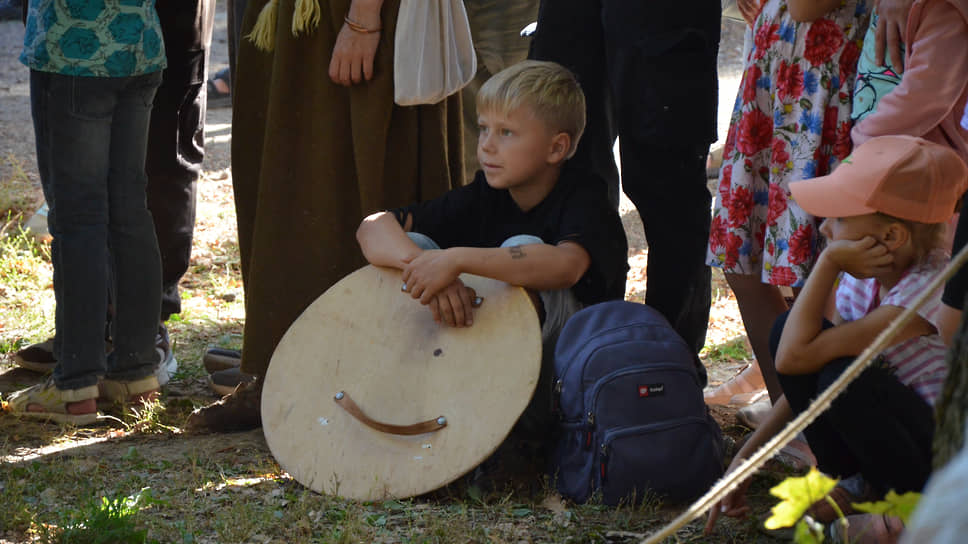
[{"x1": 598, "y1": 416, "x2": 712, "y2": 483}]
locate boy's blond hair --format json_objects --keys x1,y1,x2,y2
[{"x1": 476, "y1": 60, "x2": 586, "y2": 158}]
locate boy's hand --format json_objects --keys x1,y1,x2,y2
[
  {"x1": 427, "y1": 279, "x2": 479, "y2": 327},
  {"x1": 402, "y1": 249, "x2": 461, "y2": 303},
  {"x1": 823, "y1": 236, "x2": 894, "y2": 278}
]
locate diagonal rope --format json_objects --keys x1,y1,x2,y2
[{"x1": 642, "y1": 243, "x2": 968, "y2": 544}]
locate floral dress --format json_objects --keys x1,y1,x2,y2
[{"x1": 707, "y1": 0, "x2": 871, "y2": 286}]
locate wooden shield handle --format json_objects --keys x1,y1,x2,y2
[{"x1": 334, "y1": 391, "x2": 447, "y2": 435}]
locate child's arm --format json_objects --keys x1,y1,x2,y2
[
  {"x1": 852, "y1": 2, "x2": 968, "y2": 145},
  {"x1": 775, "y1": 237, "x2": 934, "y2": 374},
  {"x1": 787, "y1": 0, "x2": 844, "y2": 22},
  {"x1": 356, "y1": 211, "x2": 423, "y2": 269},
  {"x1": 401, "y1": 242, "x2": 591, "y2": 304},
  {"x1": 706, "y1": 396, "x2": 794, "y2": 532},
  {"x1": 357, "y1": 211, "x2": 480, "y2": 327}
]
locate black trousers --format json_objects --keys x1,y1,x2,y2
[
  {"x1": 147, "y1": 0, "x2": 214, "y2": 321},
  {"x1": 770, "y1": 312, "x2": 935, "y2": 494},
  {"x1": 529, "y1": 0, "x2": 719, "y2": 355}
]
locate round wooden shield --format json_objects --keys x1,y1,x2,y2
[{"x1": 262, "y1": 265, "x2": 542, "y2": 501}]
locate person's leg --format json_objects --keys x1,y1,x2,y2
[
  {"x1": 770, "y1": 312, "x2": 860, "y2": 478},
  {"x1": 148, "y1": 0, "x2": 214, "y2": 323},
  {"x1": 529, "y1": 0, "x2": 618, "y2": 207},
  {"x1": 497, "y1": 234, "x2": 582, "y2": 436},
  {"x1": 42, "y1": 74, "x2": 116, "y2": 389},
  {"x1": 105, "y1": 72, "x2": 165, "y2": 383},
  {"x1": 620, "y1": 144, "x2": 712, "y2": 356},
  {"x1": 601, "y1": 0, "x2": 719, "y2": 356},
  {"x1": 7, "y1": 71, "x2": 111, "y2": 420},
  {"x1": 728, "y1": 273, "x2": 789, "y2": 401},
  {"x1": 821, "y1": 364, "x2": 935, "y2": 494},
  {"x1": 406, "y1": 232, "x2": 442, "y2": 250}
]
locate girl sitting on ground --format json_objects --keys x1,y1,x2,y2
[{"x1": 705, "y1": 135, "x2": 968, "y2": 543}]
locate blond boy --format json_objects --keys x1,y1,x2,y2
[{"x1": 357, "y1": 60, "x2": 628, "y2": 430}]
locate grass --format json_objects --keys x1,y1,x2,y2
[
  {"x1": 0, "y1": 150, "x2": 790, "y2": 544},
  {"x1": 37, "y1": 488, "x2": 162, "y2": 544},
  {"x1": 702, "y1": 335, "x2": 753, "y2": 364}
]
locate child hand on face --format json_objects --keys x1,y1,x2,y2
[{"x1": 822, "y1": 235, "x2": 895, "y2": 279}]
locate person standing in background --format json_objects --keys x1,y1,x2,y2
[
  {"x1": 529, "y1": 0, "x2": 721, "y2": 362},
  {"x1": 186, "y1": 0, "x2": 464, "y2": 432},
  {"x1": 13, "y1": 0, "x2": 216, "y2": 384},
  {"x1": 6, "y1": 0, "x2": 168, "y2": 422}
]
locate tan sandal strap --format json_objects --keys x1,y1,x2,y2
[
  {"x1": 100, "y1": 375, "x2": 160, "y2": 402},
  {"x1": 60, "y1": 384, "x2": 100, "y2": 402}
]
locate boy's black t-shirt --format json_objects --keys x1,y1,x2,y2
[{"x1": 391, "y1": 167, "x2": 629, "y2": 305}]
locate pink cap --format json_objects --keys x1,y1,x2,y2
[{"x1": 790, "y1": 135, "x2": 968, "y2": 223}]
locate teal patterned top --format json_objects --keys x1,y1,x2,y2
[
  {"x1": 852, "y1": 10, "x2": 903, "y2": 122},
  {"x1": 20, "y1": 0, "x2": 166, "y2": 77}
]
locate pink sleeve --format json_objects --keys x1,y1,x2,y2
[
  {"x1": 852, "y1": 0, "x2": 968, "y2": 145},
  {"x1": 883, "y1": 267, "x2": 945, "y2": 331}
]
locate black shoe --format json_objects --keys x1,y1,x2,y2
[
  {"x1": 208, "y1": 366, "x2": 256, "y2": 396},
  {"x1": 203, "y1": 347, "x2": 241, "y2": 373}
]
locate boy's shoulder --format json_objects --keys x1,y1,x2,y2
[{"x1": 551, "y1": 164, "x2": 616, "y2": 213}]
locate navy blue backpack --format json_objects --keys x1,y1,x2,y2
[{"x1": 550, "y1": 301, "x2": 724, "y2": 505}]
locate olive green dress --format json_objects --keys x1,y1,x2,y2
[{"x1": 231, "y1": 0, "x2": 464, "y2": 376}]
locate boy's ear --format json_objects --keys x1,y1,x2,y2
[
  {"x1": 547, "y1": 132, "x2": 571, "y2": 164},
  {"x1": 880, "y1": 221, "x2": 910, "y2": 251}
]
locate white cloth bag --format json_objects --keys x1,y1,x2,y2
[{"x1": 394, "y1": 0, "x2": 477, "y2": 106}]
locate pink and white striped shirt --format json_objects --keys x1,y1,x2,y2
[{"x1": 835, "y1": 250, "x2": 949, "y2": 406}]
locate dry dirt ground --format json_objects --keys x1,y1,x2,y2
[{"x1": 0, "y1": 11, "x2": 795, "y2": 544}]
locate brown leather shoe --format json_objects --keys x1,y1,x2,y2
[{"x1": 185, "y1": 377, "x2": 263, "y2": 433}]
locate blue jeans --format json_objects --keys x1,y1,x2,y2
[{"x1": 30, "y1": 70, "x2": 164, "y2": 389}]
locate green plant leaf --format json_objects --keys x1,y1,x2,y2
[
  {"x1": 765, "y1": 468, "x2": 839, "y2": 529},
  {"x1": 853, "y1": 490, "x2": 921, "y2": 524}
]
